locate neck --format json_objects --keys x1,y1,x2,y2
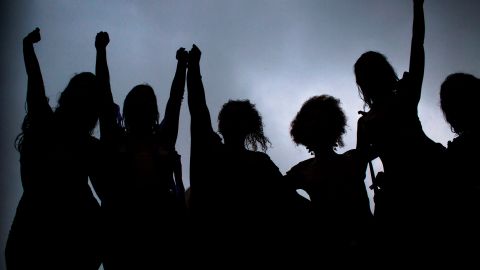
[
  {"x1": 313, "y1": 147, "x2": 337, "y2": 160},
  {"x1": 224, "y1": 137, "x2": 246, "y2": 150}
]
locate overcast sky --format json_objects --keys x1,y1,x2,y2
[{"x1": 1, "y1": 0, "x2": 479, "y2": 267}]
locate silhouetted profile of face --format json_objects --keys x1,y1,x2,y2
[
  {"x1": 354, "y1": 51, "x2": 398, "y2": 107},
  {"x1": 123, "y1": 84, "x2": 159, "y2": 134},
  {"x1": 55, "y1": 72, "x2": 100, "y2": 135},
  {"x1": 440, "y1": 73, "x2": 480, "y2": 135}
]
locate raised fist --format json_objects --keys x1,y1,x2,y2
[
  {"x1": 24, "y1": 28, "x2": 41, "y2": 44},
  {"x1": 95, "y1": 31, "x2": 110, "y2": 49},
  {"x1": 189, "y1": 44, "x2": 201, "y2": 64},
  {"x1": 176, "y1": 47, "x2": 188, "y2": 64}
]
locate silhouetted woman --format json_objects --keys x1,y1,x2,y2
[
  {"x1": 94, "y1": 31, "x2": 187, "y2": 269},
  {"x1": 354, "y1": 0, "x2": 445, "y2": 259},
  {"x1": 6, "y1": 28, "x2": 103, "y2": 270},
  {"x1": 285, "y1": 95, "x2": 372, "y2": 261},
  {"x1": 186, "y1": 44, "x2": 295, "y2": 261},
  {"x1": 440, "y1": 73, "x2": 480, "y2": 257}
]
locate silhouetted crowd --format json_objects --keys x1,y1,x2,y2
[{"x1": 5, "y1": 0, "x2": 480, "y2": 269}]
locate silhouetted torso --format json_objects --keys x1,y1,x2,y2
[
  {"x1": 189, "y1": 131, "x2": 299, "y2": 264},
  {"x1": 101, "y1": 125, "x2": 184, "y2": 269},
  {"x1": 285, "y1": 150, "x2": 372, "y2": 259},
  {"x1": 192, "y1": 136, "x2": 283, "y2": 217},
  {"x1": 105, "y1": 129, "x2": 178, "y2": 211},
  {"x1": 363, "y1": 92, "x2": 445, "y2": 219},
  {"x1": 7, "y1": 116, "x2": 102, "y2": 270},
  {"x1": 446, "y1": 132, "x2": 480, "y2": 254}
]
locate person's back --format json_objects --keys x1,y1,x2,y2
[
  {"x1": 440, "y1": 73, "x2": 480, "y2": 259},
  {"x1": 285, "y1": 95, "x2": 372, "y2": 264},
  {"x1": 210, "y1": 146, "x2": 283, "y2": 217},
  {"x1": 188, "y1": 102, "x2": 285, "y2": 235},
  {"x1": 186, "y1": 46, "x2": 299, "y2": 264}
]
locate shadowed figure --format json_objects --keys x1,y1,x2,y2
[
  {"x1": 354, "y1": 0, "x2": 446, "y2": 261},
  {"x1": 186, "y1": 44, "x2": 300, "y2": 263},
  {"x1": 285, "y1": 95, "x2": 373, "y2": 263},
  {"x1": 94, "y1": 32, "x2": 187, "y2": 269},
  {"x1": 440, "y1": 73, "x2": 480, "y2": 259},
  {"x1": 5, "y1": 28, "x2": 103, "y2": 270}
]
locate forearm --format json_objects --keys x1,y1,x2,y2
[
  {"x1": 187, "y1": 63, "x2": 214, "y2": 133},
  {"x1": 23, "y1": 41, "x2": 46, "y2": 105},
  {"x1": 169, "y1": 61, "x2": 187, "y2": 101},
  {"x1": 162, "y1": 61, "x2": 187, "y2": 145},
  {"x1": 96, "y1": 47, "x2": 118, "y2": 140},
  {"x1": 96, "y1": 48, "x2": 111, "y2": 88},
  {"x1": 409, "y1": 0, "x2": 425, "y2": 82}
]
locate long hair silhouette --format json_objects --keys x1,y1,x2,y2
[
  {"x1": 122, "y1": 84, "x2": 160, "y2": 133},
  {"x1": 354, "y1": 51, "x2": 399, "y2": 108},
  {"x1": 16, "y1": 72, "x2": 99, "y2": 152}
]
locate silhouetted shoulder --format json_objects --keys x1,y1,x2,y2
[
  {"x1": 341, "y1": 149, "x2": 366, "y2": 166},
  {"x1": 286, "y1": 157, "x2": 315, "y2": 176},
  {"x1": 448, "y1": 133, "x2": 476, "y2": 151},
  {"x1": 229, "y1": 150, "x2": 279, "y2": 176},
  {"x1": 246, "y1": 150, "x2": 273, "y2": 162}
]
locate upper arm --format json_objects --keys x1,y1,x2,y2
[
  {"x1": 407, "y1": 0, "x2": 425, "y2": 104},
  {"x1": 159, "y1": 51, "x2": 187, "y2": 147},
  {"x1": 23, "y1": 39, "x2": 53, "y2": 128}
]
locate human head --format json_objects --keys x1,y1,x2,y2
[
  {"x1": 290, "y1": 95, "x2": 347, "y2": 154},
  {"x1": 218, "y1": 99, "x2": 270, "y2": 152},
  {"x1": 55, "y1": 72, "x2": 100, "y2": 135},
  {"x1": 440, "y1": 73, "x2": 480, "y2": 135},
  {"x1": 16, "y1": 72, "x2": 99, "y2": 151},
  {"x1": 354, "y1": 51, "x2": 398, "y2": 108},
  {"x1": 123, "y1": 84, "x2": 159, "y2": 134}
]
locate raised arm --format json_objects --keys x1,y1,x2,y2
[
  {"x1": 95, "y1": 31, "x2": 120, "y2": 141},
  {"x1": 23, "y1": 28, "x2": 51, "y2": 117},
  {"x1": 187, "y1": 44, "x2": 216, "y2": 138},
  {"x1": 159, "y1": 48, "x2": 188, "y2": 148},
  {"x1": 407, "y1": 0, "x2": 425, "y2": 104}
]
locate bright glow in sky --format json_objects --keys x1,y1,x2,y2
[{"x1": 1, "y1": 1, "x2": 479, "y2": 267}]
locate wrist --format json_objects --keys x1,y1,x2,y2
[{"x1": 189, "y1": 62, "x2": 200, "y2": 68}]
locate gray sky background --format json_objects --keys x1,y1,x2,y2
[{"x1": 1, "y1": 0, "x2": 479, "y2": 268}]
